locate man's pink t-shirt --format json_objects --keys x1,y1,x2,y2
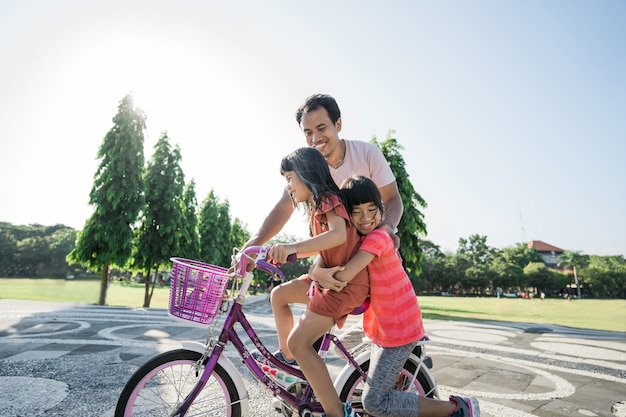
[{"x1": 330, "y1": 140, "x2": 395, "y2": 189}]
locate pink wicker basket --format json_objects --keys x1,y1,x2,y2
[{"x1": 168, "y1": 258, "x2": 230, "y2": 326}]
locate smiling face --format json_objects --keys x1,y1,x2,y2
[
  {"x1": 283, "y1": 170, "x2": 311, "y2": 205},
  {"x1": 349, "y1": 202, "x2": 382, "y2": 235},
  {"x1": 301, "y1": 107, "x2": 342, "y2": 160}
]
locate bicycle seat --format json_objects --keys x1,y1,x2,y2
[{"x1": 350, "y1": 298, "x2": 370, "y2": 315}]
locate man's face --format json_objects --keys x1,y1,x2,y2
[{"x1": 301, "y1": 107, "x2": 342, "y2": 160}]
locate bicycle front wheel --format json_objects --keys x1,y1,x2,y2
[
  {"x1": 338, "y1": 357, "x2": 435, "y2": 416},
  {"x1": 115, "y1": 349, "x2": 242, "y2": 417}
]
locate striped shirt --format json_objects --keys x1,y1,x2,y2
[{"x1": 360, "y1": 228, "x2": 425, "y2": 347}]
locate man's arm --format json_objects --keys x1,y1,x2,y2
[
  {"x1": 236, "y1": 191, "x2": 293, "y2": 272},
  {"x1": 269, "y1": 209, "x2": 346, "y2": 264},
  {"x1": 379, "y1": 181, "x2": 403, "y2": 247},
  {"x1": 244, "y1": 190, "x2": 294, "y2": 248}
]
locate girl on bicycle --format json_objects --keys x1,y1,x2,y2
[
  {"x1": 266, "y1": 147, "x2": 368, "y2": 417},
  {"x1": 335, "y1": 175, "x2": 480, "y2": 417}
]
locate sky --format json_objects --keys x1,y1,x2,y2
[{"x1": 1, "y1": 0, "x2": 625, "y2": 257}]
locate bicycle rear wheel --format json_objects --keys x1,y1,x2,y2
[
  {"x1": 338, "y1": 357, "x2": 435, "y2": 416},
  {"x1": 115, "y1": 349, "x2": 242, "y2": 417}
]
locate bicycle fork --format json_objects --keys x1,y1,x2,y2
[
  {"x1": 173, "y1": 340, "x2": 250, "y2": 417},
  {"x1": 169, "y1": 343, "x2": 224, "y2": 417}
]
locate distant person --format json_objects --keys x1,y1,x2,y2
[{"x1": 266, "y1": 277, "x2": 281, "y2": 301}]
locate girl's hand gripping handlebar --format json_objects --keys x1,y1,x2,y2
[{"x1": 235, "y1": 246, "x2": 296, "y2": 278}]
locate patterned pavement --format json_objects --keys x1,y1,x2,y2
[{"x1": 0, "y1": 297, "x2": 625, "y2": 417}]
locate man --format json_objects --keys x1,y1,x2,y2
[
  {"x1": 244, "y1": 93, "x2": 403, "y2": 363},
  {"x1": 245, "y1": 93, "x2": 403, "y2": 264}
]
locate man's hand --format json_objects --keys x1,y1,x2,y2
[
  {"x1": 383, "y1": 223, "x2": 401, "y2": 250},
  {"x1": 309, "y1": 263, "x2": 347, "y2": 292}
]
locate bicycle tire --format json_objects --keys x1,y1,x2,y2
[
  {"x1": 115, "y1": 349, "x2": 242, "y2": 417},
  {"x1": 338, "y1": 357, "x2": 435, "y2": 416}
]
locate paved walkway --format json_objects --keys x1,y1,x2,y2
[{"x1": 0, "y1": 297, "x2": 625, "y2": 417}]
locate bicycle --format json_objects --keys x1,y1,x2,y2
[{"x1": 115, "y1": 245, "x2": 439, "y2": 417}]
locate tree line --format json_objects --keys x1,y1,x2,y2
[
  {"x1": 0, "y1": 94, "x2": 428, "y2": 307},
  {"x1": 3, "y1": 221, "x2": 624, "y2": 300},
  {"x1": 1, "y1": 94, "x2": 624, "y2": 304},
  {"x1": 60, "y1": 94, "x2": 429, "y2": 307},
  {"x1": 64, "y1": 94, "x2": 265, "y2": 307},
  {"x1": 0, "y1": 222, "x2": 77, "y2": 278},
  {"x1": 418, "y1": 234, "x2": 626, "y2": 299}
]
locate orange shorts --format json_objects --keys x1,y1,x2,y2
[{"x1": 299, "y1": 268, "x2": 369, "y2": 328}]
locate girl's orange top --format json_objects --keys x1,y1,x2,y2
[{"x1": 306, "y1": 193, "x2": 369, "y2": 328}]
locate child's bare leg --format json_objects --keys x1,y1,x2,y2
[
  {"x1": 288, "y1": 310, "x2": 344, "y2": 417},
  {"x1": 270, "y1": 278, "x2": 310, "y2": 360}
]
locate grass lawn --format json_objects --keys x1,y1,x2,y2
[
  {"x1": 417, "y1": 295, "x2": 626, "y2": 333},
  {"x1": 1, "y1": 278, "x2": 625, "y2": 333},
  {"x1": 0, "y1": 278, "x2": 171, "y2": 309}
]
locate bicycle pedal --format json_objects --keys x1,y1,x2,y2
[{"x1": 277, "y1": 381, "x2": 311, "y2": 416}]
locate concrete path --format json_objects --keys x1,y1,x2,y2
[{"x1": 0, "y1": 297, "x2": 624, "y2": 417}]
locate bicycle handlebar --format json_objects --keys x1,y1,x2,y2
[
  {"x1": 236, "y1": 245, "x2": 297, "y2": 278},
  {"x1": 237, "y1": 246, "x2": 370, "y2": 315}
]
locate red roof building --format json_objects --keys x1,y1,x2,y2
[{"x1": 527, "y1": 240, "x2": 564, "y2": 268}]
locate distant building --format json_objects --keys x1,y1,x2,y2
[{"x1": 527, "y1": 240, "x2": 564, "y2": 269}]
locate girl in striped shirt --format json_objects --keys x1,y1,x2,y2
[{"x1": 335, "y1": 175, "x2": 480, "y2": 417}]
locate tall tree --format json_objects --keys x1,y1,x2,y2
[
  {"x1": 372, "y1": 133, "x2": 427, "y2": 279},
  {"x1": 581, "y1": 255, "x2": 626, "y2": 298},
  {"x1": 178, "y1": 179, "x2": 200, "y2": 260},
  {"x1": 524, "y1": 262, "x2": 568, "y2": 294},
  {"x1": 230, "y1": 218, "x2": 251, "y2": 252},
  {"x1": 68, "y1": 94, "x2": 146, "y2": 305},
  {"x1": 216, "y1": 201, "x2": 232, "y2": 265},
  {"x1": 491, "y1": 257, "x2": 523, "y2": 292},
  {"x1": 457, "y1": 234, "x2": 496, "y2": 293},
  {"x1": 457, "y1": 234, "x2": 496, "y2": 266},
  {"x1": 134, "y1": 132, "x2": 185, "y2": 307},
  {"x1": 198, "y1": 190, "x2": 232, "y2": 267},
  {"x1": 416, "y1": 240, "x2": 445, "y2": 292},
  {"x1": 558, "y1": 250, "x2": 589, "y2": 299},
  {"x1": 497, "y1": 243, "x2": 542, "y2": 269},
  {"x1": 490, "y1": 243, "x2": 541, "y2": 293}
]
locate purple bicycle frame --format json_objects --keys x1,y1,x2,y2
[{"x1": 171, "y1": 246, "x2": 369, "y2": 416}]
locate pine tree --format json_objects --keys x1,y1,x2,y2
[
  {"x1": 230, "y1": 218, "x2": 251, "y2": 252},
  {"x1": 179, "y1": 179, "x2": 200, "y2": 260},
  {"x1": 198, "y1": 190, "x2": 232, "y2": 267},
  {"x1": 68, "y1": 94, "x2": 146, "y2": 305},
  {"x1": 134, "y1": 132, "x2": 185, "y2": 307}
]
